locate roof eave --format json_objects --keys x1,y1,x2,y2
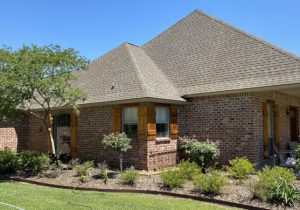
[{"x1": 183, "y1": 83, "x2": 300, "y2": 98}]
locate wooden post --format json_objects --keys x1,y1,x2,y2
[{"x1": 70, "y1": 113, "x2": 77, "y2": 158}]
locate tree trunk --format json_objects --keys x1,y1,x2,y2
[{"x1": 44, "y1": 112, "x2": 56, "y2": 155}]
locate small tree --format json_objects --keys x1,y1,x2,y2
[
  {"x1": 0, "y1": 45, "x2": 89, "y2": 156},
  {"x1": 102, "y1": 133, "x2": 132, "y2": 172}
]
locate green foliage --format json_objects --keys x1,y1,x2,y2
[
  {"x1": 19, "y1": 150, "x2": 50, "y2": 175},
  {"x1": 227, "y1": 157, "x2": 255, "y2": 182},
  {"x1": 269, "y1": 178, "x2": 300, "y2": 206},
  {"x1": 193, "y1": 170, "x2": 228, "y2": 195},
  {"x1": 0, "y1": 45, "x2": 89, "y2": 155},
  {"x1": 0, "y1": 45, "x2": 89, "y2": 117},
  {"x1": 178, "y1": 160, "x2": 200, "y2": 180},
  {"x1": 102, "y1": 133, "x2": 132, "y2": 153},
  {"x1": 160, "y1": 170, "x2": 185, "y2": 189},
  {"x1": 75, "y1": 161, "x2": 94, "y2": 182},
  {"x1": 254, "y1": 166, "x2": 296, "y2": 203},
  {"x1": 102, "y1": 133, "x2": 132, "y2": 172},
  {"x1": 102, "y1": 168, "x2": 109, "y2": 184},
  {"x1": 296, "y1": 144, "x2": 300, "y2": 159},
  {"x1": 179, "y1": 137, "x2": 219, "y2": 169},
  {"x1": 121, "y1": 169, "x2": 139, "y2": 185},
  {"x1": 0, "y1": 148, "x2": 19, "y2": 174}
]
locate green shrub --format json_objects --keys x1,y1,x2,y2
[
  {"x1": 178, "y1": 160, "x2": 200, "y2": 180},
  {"x1": 296, "y1": 144, "x2": 300, "y2": 159},
  {"x1": 0, "y1": 148, "x2": 19, "y2": 174},
  {"x1": 254, "y1": 166, "x2": 296, "y2": 203},
  {"x1": 19, "y1": 150, "x2": 50, "y2": 175},
  {"x1": 270, "y1": 178, "x2": 300, "y2": 206},
  {"x1": 179, "y1": 137, "x2": 219, "y2": 169},
  {"x1": 227, "y1": 157, "x2": 255, "y2": 182},
  {"x1": 75, "y1": 161, "x2": 94, "y2": 182},
  {"x1": 102, "y1": 168, "x2": 108, "y2": 184},
  {"x1": 193, "y1": 170, "x2": 228, "y2": 195},
  {"x1": 121, "y1": 169, "x2": 139, "y2": 185},
  {"x1": 160, "y1": 170, "x2": 185, "y2": 189}
]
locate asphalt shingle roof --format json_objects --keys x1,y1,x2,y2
[
  {"x1": 142, "y1": 10, "x2": 300, "y2": 96},
  {"x1": 71, "y1": 10, "x2": 300, "y2": 105},
  {"x1": 72, "y1": 43, "x2": 183, "y2": 105}
]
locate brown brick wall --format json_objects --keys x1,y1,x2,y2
[
  {"x1": 147, "y1": 139, "x2": 177, "y2": 171},
  {"x1": 178, "y1": 93, "x2": 259, "y2": 165},
  {"x1": 0, "y1": 116, "x2": 28, "y2": 151},
  {"x1": 2, "y1": 91, "x2": 299, "y2": 170},
  {"x1": 178, "y1": 91, "x2": 300, "y2": 167}
]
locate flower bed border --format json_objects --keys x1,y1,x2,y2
[{"x1": 3, "y1": 177, "x2": 268, "y2": 210}]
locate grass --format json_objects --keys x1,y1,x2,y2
[{"x1": 0, "y1": 181, "x2": 235, "y2": 210}]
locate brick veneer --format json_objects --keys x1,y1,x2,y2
[
  {"x1": 178, "y1": 91, "x2": 300, "y2": 167},
  {"x1": 1, "y1": 91, "x2": 299, "y2": 170},
  {"x1": 178, "y1": 93, "x2": 258, "y2": 165},
  {"x1": 0, "y1": 116, "x2": 28, "y2": 151}
]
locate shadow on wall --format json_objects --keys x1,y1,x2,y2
[{"x1": 0, "y1": 115, "x2": 28, "y2": 152}]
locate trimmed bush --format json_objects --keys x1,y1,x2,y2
[
  {"x1": 121, "y1": 169, "x2": 139, "y2": 185},
  {"x1": 193, "y1": 170, "x2": 227, "y2": 195},
  {"x1": 178, "y1": 160, "x2": 200, "y2": 180},
  {"x1": 254, "y1": 166, "x2": 297, "y2": 204},
  {"x1": 160, "y1": 170, "x2": 185, "y2": 189},
  {"x1": 0, "y1": 148, "x2": 19, "y2": 174},
  {"x1": 19, "y1": 150, "x2": 50, "y2": 175},
  {"x1": 179, "y1": 137, "x2": 219, "y2": 169},
  {"x1": 227, "y1": 157, "x2": 255, "y2": 182},
  {"x1": 102, "y1": 133, "x2": 132, "y2": 172},
  {"x1": 75, "y1": 161, "x2": 94, "y2": 182}
]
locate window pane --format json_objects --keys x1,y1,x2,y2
[
  {"x1": 123, "y1": 124, "x2": 137, "y2": 139},
  {"x1": 156, "y1": 107, "x2": 168, "y2": 123},
  {"x1": 156, "y1": 123, "x2": 169, "y2": 138},
  {"x1": 123, "y1": 107, "x2": 138, "y2": 123}
]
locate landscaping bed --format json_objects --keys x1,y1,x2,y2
[{"x1": 2, "y1": 167, "x2": 299, "y2": 210}]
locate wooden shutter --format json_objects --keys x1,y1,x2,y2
[
  {"x1": 138, "y1": 103, "x2": 147, "y2": 140},
  {"x1": 70, "y1": 113, "x2": 77, "y2": 158},
  {"x1": 262, "y1": 102, "x2": 269, "y2": 158},
  {"x1": 170, "y1": 106, "x2": 178, "y2": 139},
  {"x1": 112, "y1": 105, "x2": 121, "y2": 133},
  {"x1": 147, "y1": 103, "x2": 156, "y2": 141},
  {"x1": 275, "y1": 104, "x2": 280, "y2": 148}
]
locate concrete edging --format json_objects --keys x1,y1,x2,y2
[{"x1": 5, "y1": 177, "x2": 268, "y2": 210}]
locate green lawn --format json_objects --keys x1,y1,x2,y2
[{"x1": 0, "y1": 181, "x2": 236, "y2": 210}]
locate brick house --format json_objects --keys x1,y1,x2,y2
[{"x1": 1, "y1": 10, "x2": 300, "y2": 170}]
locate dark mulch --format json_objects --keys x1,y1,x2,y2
[{"x1": 2, "y1": 168, "x2": 300, "y2": 210}]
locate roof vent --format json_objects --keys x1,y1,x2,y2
[{"x1": 111, "y1": 82, "x2": 115, "y2": 89}]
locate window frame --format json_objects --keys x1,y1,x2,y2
[
  {"x1": 122, "y1": 106, "x2": 138, "y2": 139},
  {"x1": 155, "y1": 106, "x2": 170, "y2": 139}
]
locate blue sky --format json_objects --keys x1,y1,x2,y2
[{"x1": 1, "y1": 0, "x2": 299, "y2": 60}]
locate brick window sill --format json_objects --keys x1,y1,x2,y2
[{"x1": 155, "y1": 137, "x2": 171, "y2": 143}]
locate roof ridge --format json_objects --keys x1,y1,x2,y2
[
  {"x1": 142, "y1": 10, "x2": 197, "y2": 48},
  {"x1": 193, "y1": 9, "x2": 300, "y2": 62},
  {"x1": 143, "y1": 9, "x2": 300, "y2": 62},
  {"x1": 124, "y1": 43, "x2": 149, "y2": 97}
]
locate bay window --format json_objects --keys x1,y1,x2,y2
[
  {"x1": 156, "y1": 106, "x2": 169, "y2": 138},
  {"x1": 122, "y1": 107, "x2": 138, "y2": 138}
]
